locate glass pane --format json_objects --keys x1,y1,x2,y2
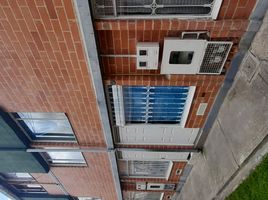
[
  {"x1": 17, "y1": 112, "x2": 66, "y2": 119},
  {"x1": 22, "y1": 119, "x2": 73, "y2": 134},
  {"x1": 15, "y1": 112, "x2": 76, "y2": 141},
  {"x1": 1, "y1": 173, "x2": 32, "y2": 180},
  {"x1": 169, "y1": 51, "x2": 194, "y2": 64},
  {"x1": 47, "y1": 152, "x2": 86, "y2": 164}
]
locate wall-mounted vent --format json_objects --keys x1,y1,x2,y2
[
  {"x1": 199, "y1": 42, "x2": 232, "y2": 74},
  {"x1": 161, "y1": 38, "x2": 232, "y2": 75},
  {"x1": 136, "y1": 43, "x2": 159, "y2": 70}
]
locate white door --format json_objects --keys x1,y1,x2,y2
[{"x1": 116, "y1": 125, "x2": 199, "y2": 146}]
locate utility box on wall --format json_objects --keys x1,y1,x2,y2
[{"x1": 136, "y1": 42, "x2": 159, "y2": 70}]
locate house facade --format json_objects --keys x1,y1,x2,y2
[{"x1": 0, "y1": 0, "x2": 257, "y2": 200}]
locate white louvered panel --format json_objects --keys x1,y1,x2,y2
[
  {"x1": 111, "y1": 85, "x2": 125, "y2": 126},
  {"x1": 117, "y1": 125, "x2": 199, "y2": 145},
  {"x1": 119, "y1": 151, "x2": 190, "y2": 161}
]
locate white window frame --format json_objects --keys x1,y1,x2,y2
[
  {"x1": 12, "y1": 112, "x2": 77, "y2": 143},
  {"x1": 111, "y1": 85, "x2": 195, "y2": 128},
  {"x1": 91, "y1": 0, "x2": 223, "y2": 20},
  {"x1": 44, "y1": 151, "x2": 87, "y2": 166}
]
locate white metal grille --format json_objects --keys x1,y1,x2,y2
[
  {"x1": 92, "y1": 0, "x2": 216, "y2": 19},
  {"x1": 199, "y1": 42, "x2": 233, "y2": 74},
  {"x1": 118, "y1": 160, "x2": 171, "y2": 178}
]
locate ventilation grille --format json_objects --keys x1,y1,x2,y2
[
  {"x1": 199, "y1": 42, "x2": 232, "y2": 74},
  {"x1": 118, "y1": 160, "x2": 170, "y2": 178},
  {"x1": 92, "y1": 0, "x2": 215, "y2": 18}
]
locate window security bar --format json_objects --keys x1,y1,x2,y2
[{"x1": 92, "y1": 0, "x2": 217, "y2": 19}]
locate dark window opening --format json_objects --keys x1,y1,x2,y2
[{"x1": 169, "y1": 51, "x2": 194, "y2": 64}]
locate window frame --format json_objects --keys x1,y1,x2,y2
[
  {"x1": 11, "y1": 183, "x2": 47, "y2": 194},
  {"x1": 108, "y1": 85, "x2": 196, "y2": 128},
  {"x1": 118, "y1": 159, "x2": 173, "y2": 179},
  {"x1": 0, "y1": 173, "x2": 34, "y2": 182},
  {"x1": 43, "y1": 151, "x2": 87, "y2": 167},
  {"x1": 90, "y1": 0, "x2": 223, "y2": 20},
  {"x1": 12, "y1": 112, "x2": 78, "y2": 143}
]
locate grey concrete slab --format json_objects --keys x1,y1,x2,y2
[
  {"x1": 178, "y1": 121, "x2": 238, "y2": 200},
  {"x1": 251, "y1": 11, "x2": 268, "y2": 59},
  {"x1": 202, "y1": 121, "x2": 239, "y2": 192},
  {"x1": 178, "y1": 153, "x2": 215, "y2": 200},
  {"x1": 217, "y1": 73, "x2": 268, "y2": 165},
  {"x1": 259, "y1": 61, "x2": 268, "y2": 82},
  {"x1": 240, "y1": 52, "x2": 260, "y2": 82}
]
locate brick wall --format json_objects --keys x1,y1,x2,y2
[
  {"x1": 93, "y1": 0, "x2": 255, "y2": 129},
  {"x1": 218, "y1": 0, "x2": 257, "y2": 19},
  {"x1": 0, "y1": 0, "x2": 118, "y2": 199},
  {"x1": 51, "y1": 152, "x2": 118, "y2": 199},
  {"x1": 0, "y1": 0, "x2": 106, "y2": 147}
]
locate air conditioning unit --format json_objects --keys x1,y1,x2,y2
[
  {"x1": 147, "y1": 183, "x2": 176, "y2": 191},
  {"x1": 136, "y1": 42, "x2": 159, "y2": 70},
  {"x1": 160, "y1": 38, "x2": 232, "y2": 75},
  {"x1": 136, "y1": 182, "x2": 146, "y2": 190}
]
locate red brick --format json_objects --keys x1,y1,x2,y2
[
  {"x1": 44, "y1": 0, "x2": 58, "y2": 19},
  {"x1": 63, "y1": 0, "x2": 75, "y2": 19},
  {"x1": 25, "y1": 0, "x2": 41, "y2": 19},
  {"x1": 56, "y1": 7, "x2": 69, "y2": 31}
]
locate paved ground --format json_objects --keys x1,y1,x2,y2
[{"x1": 176, "y1": 11, "x2": 268, "y2": 200}]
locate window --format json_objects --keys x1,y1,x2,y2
[
  {"x1": 91, "y1": 0, "x2": 223, "y2": 19},
  {"x1": 13, "y1": 112, "x2": 76, "y2": 142},
  {"x1": 124, "y1": 191, "x2": 163, "y2": 200},
  {"x1": 0, "y1": 173, "x2": 33, "y2": 181},
  {"x1": 12, "y1": 184, "x2": 46, "y2": 194},
  {"x1": 169, "y1": 51, "x2": 194, "y2": 64},
  {"x1": 44, "y1": 151, "x2": 86, "y2": 165},
  {"x1": 118, "y1": 160, "x2": 172, "y2": 178},
  {"x1": 109, "y1": 86, "x2": 195, "y2": 127}
]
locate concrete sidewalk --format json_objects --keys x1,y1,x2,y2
[{"x1": 176, "y1": 10, "x2": 268, "y2": 200}]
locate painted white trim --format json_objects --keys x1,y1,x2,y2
[
  {"x1": 119, "y1": 151, "x2": 190, "y2": 161},
  {"x1": 112, "y1": 85, "x2": 125, "y2": 126},
  {"x1": 211, "y1": 0, "x2": 224, "y2": 20},
  {"x1": 116, "y1": 125, "x2": 199, "y2": 146},
  {"x1": 160, "y1": 39, "x2": 207, "y2": 75},
  {"x1": 160, "y1": 192, "x2": 164, "y2": 200},
  {"x1": 166, "y1": 161, "x2": 173, "y2": 180},
  {"x1": 181, "y1": 86, "x2": 196, "y2": 127}
]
